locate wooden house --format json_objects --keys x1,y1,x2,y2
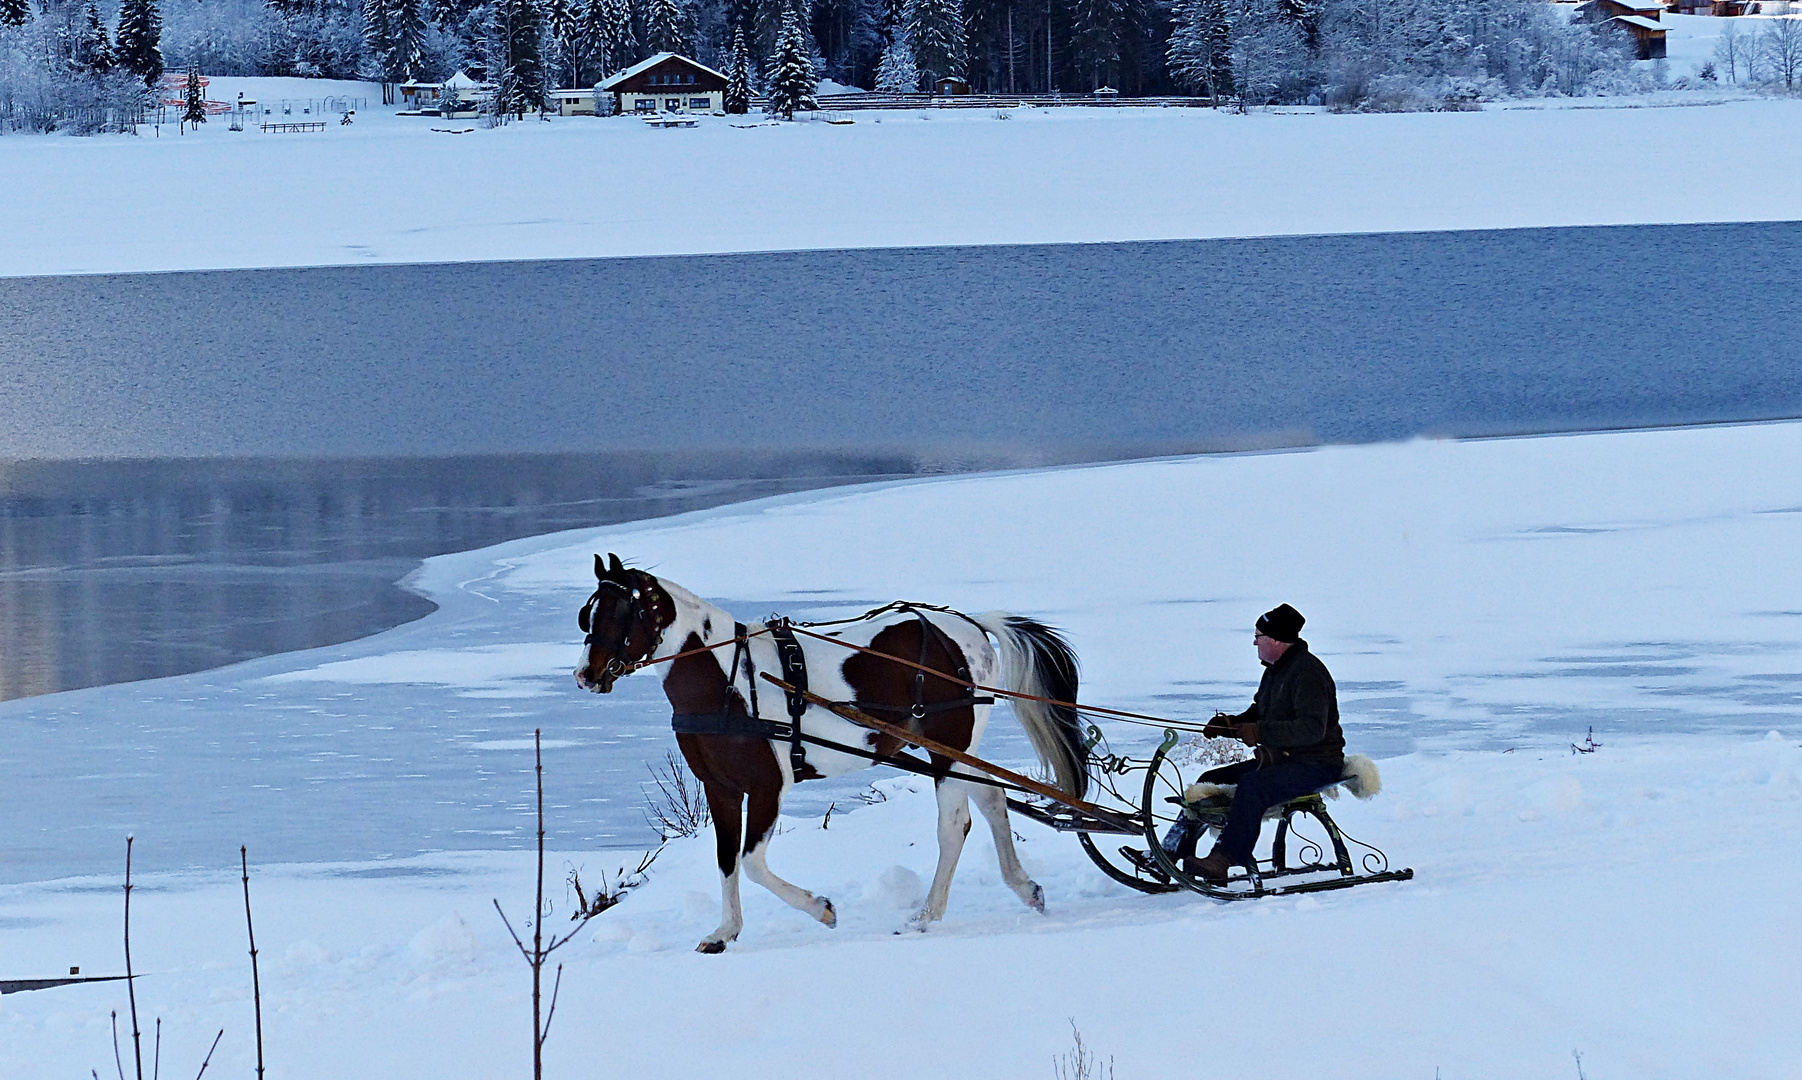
[
  {"x1": 936, "y1": 76, "x2": 971, "y2": 95},
  {"x1": 1576, "y1": 0, "x2": 1662, "y2": 20},
  {"x1": 1610, "y1": 14, "x2": 1669, "y2": 57},
  {"x1": 597, "y1": 53, "x2": 729, "y2": 115}
]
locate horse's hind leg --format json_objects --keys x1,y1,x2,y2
[
  {"x1": 741, "y1": 784, "x2": 836, "y2": 928},
  {"x1": 911, "y1": 778, "x2": 975, "y2": 931},
  {"x1": 698, "y1": 782, "x2": 746, "y2": 954},
  {"x1": 970, "y1": 780, "x2": 1045, "y2": 912}
]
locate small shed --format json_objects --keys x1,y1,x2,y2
[
  {"x1": 1610, "y1": 14, "x2": 1668, "y2": 57},
  {"x1": 597, "y1": 53, "x2": 728, "y2": 115},
  {"x1": 400, "y1": 71, "x2": 486, "y2": 116},
  {"x1": 550, "y1": 88, "x2": 597, "y2": 115},
  {"x1": 936, "y1": 76, "x2": 971, "y2": 95}
]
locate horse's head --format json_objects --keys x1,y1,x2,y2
[{"x1": 574, "y1": 553, "x2": 675, "y2": 693}]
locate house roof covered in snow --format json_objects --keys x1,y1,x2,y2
[
  {"x1": 596, "y1": 53, "x2": 729, "y2": 91},
  {"x1": 444, "y1": 70, "x2": 482, "y2": 89},
  {"x1": 1610, "y1": 14, "x2": 1666, "y2": 30}
]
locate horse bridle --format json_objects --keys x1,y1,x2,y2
[{"x1": 580, "y1": 575, "x2": 670, "y2": 679}]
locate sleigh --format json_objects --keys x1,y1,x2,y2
[
  {"x1": 761, "y1": 677, "x2": 1414, "y2": 903},
  {"x1": 1047, "y1": 731, "x2": 1415, "y2": 901}
]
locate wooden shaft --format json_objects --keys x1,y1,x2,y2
[{"x1": 759, "y1": 673, "x2": 1118, "y2": 819}]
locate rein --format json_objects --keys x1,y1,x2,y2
[
  {"x1": 784, "y1": 625, "x2": 1213, "y2": 734},
  {"x1": 595, "y1": 602, "x2": 1211, "y2": 735}
]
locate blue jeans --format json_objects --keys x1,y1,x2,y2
[{"x1": 1161, "y1": 756, "x2": 1344, "y2": 865}]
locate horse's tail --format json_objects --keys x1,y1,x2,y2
[{"x1": 974, "y1": 612, "x2": 1087, "y2": 800}]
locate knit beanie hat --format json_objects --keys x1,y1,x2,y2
[{"x1": 1256, "y1": 603, "x2": 1305, "y2": 644}]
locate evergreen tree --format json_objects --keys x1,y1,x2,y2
[
  {"x1": 493, "y1": 0, "x2": 545, "y2": 114},
  {"x1": 363, "y1": 0, "x2": 394, "y2": 74},
  {"x1": 114, "y1": 0, "x2": 164, "y2": 87},
  {"x1": 75, "y1": 0, "x2": 116, "y2": 73},
  {"x1": 725, "y1": 25, "x2": 751, "y2": 110},
  {"x1": 544, "y1": 0, "x2": 582, "y2": 82},
  {"x1": 764, "y1": 2, "x2": 814, "y2": 116},
  {"x1": 577, "y1": 0, "x2": 609, "y2": 77},
  {"x1": 873, "y1": 25, "x2": 916, "y2": 90},
  {"x1": 901, "y1": 0, "x2": 960, "y2": 85},
  {"x1": 646, "y1": 0, "x2": 683, "y2": 51},
  {"x1": 431, "y1": 0, "x2": 464, "y2": 29},
  {"x1": 390, "y1": 0, "x2": 429, "y2": 80},
  {"x1": 0, "y1": 0, "x2": 31, "y2": 28},
  {"x1": 182, "y1": 61, "x2": 207, "y2": 124},
  {"x1": 1067, "y1": 0, "x2": 1123, "y2": 89},
  {"x1": 601, "y1": 0, "x2": 633, "y2": 69},
  {"x1": 1167, "y1": 0, "x2": 1230, "y2": 98}
]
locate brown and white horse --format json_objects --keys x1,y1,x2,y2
[{"x1": 574, "y1": 554, "x2": 1087, "y2": 953}]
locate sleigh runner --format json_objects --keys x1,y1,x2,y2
[{"x1": 575, "y1": 555, "x2": 1413, "y2": 952}]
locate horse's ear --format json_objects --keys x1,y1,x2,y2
[
  {"x1": 609, "y1": 553, "x2": 625, "y2": 573},
  {"x1": 594, "y1": 554, "x2": 606, "y2": 579}
]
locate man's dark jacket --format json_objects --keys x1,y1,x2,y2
[{"x1": 1232, "y1": 639, "x2": 1345, "y2": 765}]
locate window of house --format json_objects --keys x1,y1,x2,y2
[
  {"x1": 689, "y1": 97, "x2": 709, "y2": 108},
  {"x1": 666, "y1": 98, "x2": 680, "y2": 109}
]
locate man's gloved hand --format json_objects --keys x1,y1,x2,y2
[
  {"x1": 1202, "y1": 712, "x2": 1235, "y2": 739},
  {"x1": 1236, "y1": 722, "x2": 1260, "y2": 746}
]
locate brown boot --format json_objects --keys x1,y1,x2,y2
[{"x1": 1185, "y1": 847, "x2": 1233, "y2": 883}]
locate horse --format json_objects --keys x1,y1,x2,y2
[{"x1": 573, "y1": 554, "x2": 1087, "y2": 953}]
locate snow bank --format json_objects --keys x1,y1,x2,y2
[
  {"x1": 3, "y1": 733, "x2": 1797, "y2": 1078},
  {"x1": 4, "y1": 76, "x2": 1802, "y2": 276},
  {"x1": 4, "y1": 420, "x2": 1800, "y2": 1075}
]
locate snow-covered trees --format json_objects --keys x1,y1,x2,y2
[
  {"x1": 873, "y1": 24, "x2": 917, "y2": 91},
  {"x1": 1167, "y1": 0, "x2": 1230, "y2": 98},
  {"x1": 75, "y1": 1, "x2": 116, "y2": 72},
  {"x1": 764, "y1": 2, "x2": 814, "y2": 117},
  {"x1": 725, "y1": 25, "x2": 750, "y2": 110},
  {"x1": 1, "y1": 0, "x2": 31, "y2": 28},
  {"x1": 490, "y1": 0, "x2": 544, "y2": 114},
  {"x1": 115, "y1": 0, "x2": 164, "y2": 86},
  {"x1": 646, "y1": 0, "x2": 685, "y2": 52},
  {"x1": 1758, "y1": 16, "x2": 1802, "y2": 89},
  {"x1": 1067, "y1": 0, "x2": 1125, "y2": 90},
  {"x1": 181, "y1": 58, "x2": 205, "y2": 122},
  {"x1": 901, "y1": 0, "x2": 960, "y2": 86}
]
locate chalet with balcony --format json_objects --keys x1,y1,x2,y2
[{"x1": 597, "y1": 53, "x2": 729, "y2": 115}]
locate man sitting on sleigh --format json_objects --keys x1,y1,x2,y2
[{"x1": 1150, "y1": 603, "x2": 1347, "y2": 883}]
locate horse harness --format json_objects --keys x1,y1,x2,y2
[{"x1": 669, "y1": 606, "x2": 994, "y2": 780}]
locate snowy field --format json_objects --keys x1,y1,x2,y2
[
  {"x1": 4, "y1": 70, "x2": 1802, "y2": 276},
  {"x1": 4, "y1": 419, "x2": 1800, "y2": 1077}
]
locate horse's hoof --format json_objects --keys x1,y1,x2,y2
[
  {"x1": 818, "y1": 899, "x2": 837, "y2": 928},
  {"x1": 696, "y1": 940, "x2": 727, "y2": 954},
  {"x1": 1027, "y1": 882, "x2": 1046, "y2": 913}
]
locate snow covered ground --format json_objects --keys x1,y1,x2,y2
[
  {"x1": 4, "y1": 419, "x2": 1800, "y2": 1077},
  {"x1": 3, "y1": 72, "x2": 1801, "y2": 277}
]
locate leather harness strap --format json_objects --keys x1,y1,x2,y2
[
  {"x1": 852, "y1": 607, "x2": 993, "y2": 726},
  {"x1": 768, "y1": 621, "x2": 810, "y2": 777}
]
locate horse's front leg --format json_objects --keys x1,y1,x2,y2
[
  {"x1": 909, "y1": 776, "x2": 975, "y2": 931},
  {"x1": 740, "y1": 783, "x2": 837, "y2": 928},
  {"x1": 697, "y1": 782, "x2": 745, "y2": 954}
]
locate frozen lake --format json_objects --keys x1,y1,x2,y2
[{"x1": 5, "y1": 223, "x2": 1800, "y2": 461}]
